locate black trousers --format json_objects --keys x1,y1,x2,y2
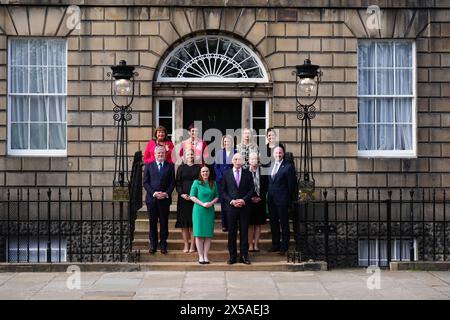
[
  {"x1": 227, "y1": 208, "x2": 250, "y2": 261},
  {"x1": 147, "y1": 200, "x2": 170, "y2": 250},
  {"x1": 269, "y1": 203, "x2": 290, "y2": 251}
]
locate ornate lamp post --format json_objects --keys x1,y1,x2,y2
[
  {"x1": 294, "y1": 59, "x2": 322, "y2": 201},
  {"x1": 108, "y1": 60, "x2": 138, "y2": 201}
]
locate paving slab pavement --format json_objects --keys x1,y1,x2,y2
[{"x1": 0, "y1": 269, "x2": 448, "y2": 300}]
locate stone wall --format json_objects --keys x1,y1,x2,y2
[{"x1": 0, "y1": 4, "x2": 449, "y2": 194}]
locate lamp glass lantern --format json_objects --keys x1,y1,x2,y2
[
  {"x1": 109, "y1": 60, "x2": 137, "y2": 201},
  {"x1": 294, "y1": 59, "x2": 322, "y2": 201}
]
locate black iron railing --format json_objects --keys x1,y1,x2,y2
[
  {"x1": 0, "y1": 188, "x2": 133, "y2": 263},
  {"x1": 293, "y1": 188, "x2": 449, "y2": 268}
]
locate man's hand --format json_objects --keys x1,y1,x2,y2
[
  {"x1": 181, "y1": 194, "x2": 190, "y2": 200},
  {"x1": 155, "y1": 192, "x2": 166, "y2": 200},
  {"x1": 231, "y1": 199, "x2": 245, "y2": 207}
]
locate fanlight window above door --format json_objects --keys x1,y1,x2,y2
[{"x1": 157, "y1": 36, "x2": 268, "y2": 83}]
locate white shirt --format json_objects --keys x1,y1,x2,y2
[
  {"x1": 153, "y1": 161, "x2": 168, "y2": 198},
  {"x1": 271, "y1": 160, "x2": 283, "y2": 178}
]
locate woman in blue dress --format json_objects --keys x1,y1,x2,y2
[{"x1": 190, "y1": 165, "x2": 219, "y2": 264}]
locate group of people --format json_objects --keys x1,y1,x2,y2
[{"x1": 143, "y1": 125, "x2": 297, "y2": 265}]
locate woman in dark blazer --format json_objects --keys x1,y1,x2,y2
[
  {"x1": 214, "y1": 134, "x2": 236, "y2": 232},
  {"x1": 247, "y1": 152, "x2": 268, "y2": 252},
  {"x1": 175, "y1": 148, "x2": 201, "y2": 253}
]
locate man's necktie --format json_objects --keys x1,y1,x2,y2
[
  {"x1": 158, "y1": 162, "x2": 163, "y2": 176},
  {"x1": 271, "y1": 162, "x2": 279, "y2": 179},
  {"x1": 235, "y1": 169, "x2": 240, "y2": 187}
]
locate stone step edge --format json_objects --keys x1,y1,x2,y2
[
  {"x1": 0, "y1": 261, "x2": 327, "y2": 272},
  {"x1": 390, "y1": 261, "x2": 450, "y2": 271}
]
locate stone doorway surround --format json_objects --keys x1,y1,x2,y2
[{"x1": 152, "y1": 83, "x2": 273, "y2": 143}]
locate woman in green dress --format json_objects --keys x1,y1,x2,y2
[{"x1": 189, "y1": 165, "x2": 219, "y2": 264}]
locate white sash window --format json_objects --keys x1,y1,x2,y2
[
  {"x1": 357, "y1": 41, "x2": 416, "y2": 158},
  {"x1": 8, "y1": 38, "x2": 67, "y2": 156}
]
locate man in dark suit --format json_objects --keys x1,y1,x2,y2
[
  {"x1": 143, "y1": 146, "x2": 175, "y2": 254},
  {"x1": 221, "y1": 153, "x2": 255, "y2": 265},
  {"x1": 267, "y1": 146, "x2": 297, "y2": 254}
]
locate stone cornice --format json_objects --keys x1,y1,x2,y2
[{"x1": 0, "y1": 0, "x2": 446, "y2": 9}]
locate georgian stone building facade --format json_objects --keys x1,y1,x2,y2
[{"x1": 0, "y1": 0, "x2": 449, "y2": 197}]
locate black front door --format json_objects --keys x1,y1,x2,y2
[{"x1": 183, "y1": 99, "x2": 241, "y2": 135}]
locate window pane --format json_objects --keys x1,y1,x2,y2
[
  {"x1": 49, "y1": 96, "x2": 66, "y2": 122},
  {"x1": 376, "y1": 99, "x2": 394, "y2": 123},
  {"x1": 30, "y1": 123, "x2": 47, "y2": 149},
  {"x1": 159, "y1": 100, "x2": 172, "y2": 116},
  {"x1": 376, "y1": 125, "x2": 394, "y2": 150},
  {"x1": 159, "y1": 118, "x2": 172, "y2": 134},
  {"x1": 10, "y1": 39, "x2": 28, "y2": 65},
  {"x1": 358, "y1": 99, "x2": 375, "y2": 123},
  {"x1": 47, "y1": 67, "x2": 66, "y2": 94},
  {"x1": 395, "y1": 42, "x2": 412, "y2": 68},
  {"x1": 395, "y1": 70, "x2": 412, "y2": 95},
  {"x1": 358, "y1": 124, "x2": 375, "y2": 150},
  {"x1": 30, "y1": 96, "x2": 47, "y2": 122},
  {"x1": 29, "y1": 39, "x2": 47, "y2": 66},
  {"x1": 11, "y1": 123, "x2": 28, "y2": 149},
  {"x1": 49, "y1": 124, "x2": 66, "y2": 149},
  {"x1": 252, "y1": 101, "x2": 266, "y2": 117},
  {"x1": 358, "y1": 42, "x2": 375, "y2": 67},
  {"x1": 358, "y1": 69, "x2": 375, "y2": 95},
  {"x1": 29, "y1": 67, "x2": 47, "y2": 93},
  {"x1": 395, "y1": 98, "x2": 412, "y2": 123},
  {"x1": 376, "y1": 43, "x2": 393, "y2": 67},
  {"x1": 376, "y1": 69, "x2": 394, "y2": 95},
  {"x1": 252, "y1": 119, "x2": 266, "y2": 132},
  {"x1": 11, "y1": 67, "x2": 28, "y2": 93},
  {"x1": 11, "y1": 96, "x2": 29, "y2": 122},
  {"x1": 395, "y1": 124, "x2": 412, "y2": 150},
  {"x1": 47, "y1": 40, "x2": 66, "y2": 66}
]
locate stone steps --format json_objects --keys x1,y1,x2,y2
[
  {"x1": 135, "y1": 218, "x2": 290, "y2": 230},
  {"x1": 130, "y1": 261, "x2": 326, "y2": 271},
  {"x1": 132, "y1": 238, "x2": 296, "y2": 251},
  {"x1": 133, "y1": 228, "x2": 273, "y2": 240},
  {"x1": 136, "y1": 250, "x2": 291, "y2": 263},
  {"x1": 131, "y1": 205, "x2": 307, "y2": 271}
]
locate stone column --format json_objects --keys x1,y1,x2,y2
[
  {"x1": 174, "y1": 97, "x2": 183, "y2": 144},
  {"x1": 241, "y1": 97, "x2": 251, "y2": 130}
]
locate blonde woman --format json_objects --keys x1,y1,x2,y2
[
  {"x1": 247, "y1": 152, "x2": 268, "y2": 252},
  {"x1": 175, "y1": 149, "x2": 201, "y2": 253},
  {"x1": 236, "y1": 128, "x2": 258, "y2": 170}
]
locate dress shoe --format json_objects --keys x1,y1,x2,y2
[
  {"x1": 161, "y1": 248, "x2": 168, "y2": 254},
  {"x1": 203, "y1": 261, "x2": 210, "y2": 264},
  {"x1": 149, "y1": 248, "x2": 157, "y2": 254},
  {"x1": 239, "y1": 257, "x2": 251, "y2": 265},
  {"x1": 278, "y1": 249, "x2": 287, "y2": 255},
  {"x1": 222, "y1": 227, "x2": 228, "y2": 232},
  {"x1": 227, "y1": 259, "x2": 237, "y2": 265},
  {"x1": 268, "y1": 247, "x2": 280, "y2": 252}
]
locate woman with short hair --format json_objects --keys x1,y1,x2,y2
[{"x1": 143, "y1": 126, "x2": 175, "y2": 164}]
